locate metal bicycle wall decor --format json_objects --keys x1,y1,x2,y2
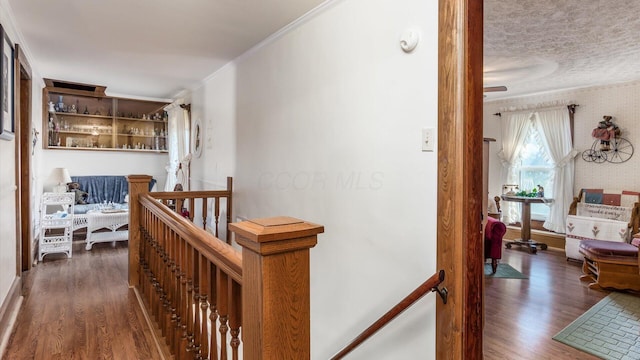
[{"x1": 582, "y1": 115, "x2": 634, "y2": 163}]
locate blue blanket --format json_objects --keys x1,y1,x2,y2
[{"x1": 71, "y1": 175, "x2": 156, "y2": 205}]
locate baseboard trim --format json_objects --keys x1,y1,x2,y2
[
  {"x1": 505, "y1": 226, "x2": 566, "y2": 250},
  {"x1": 132, "y1": 286, "x2": 171, "y2": 360},
  {"x1": 0, "y1": 277, "x2": 23, "y2": 358}
]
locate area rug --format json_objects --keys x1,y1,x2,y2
[
  {"x1": 483, "y1": 263, "x2": 528, "y2": 279},
  {"x1": 553, "y1": 292, "x2": 640, "y2": 360}
]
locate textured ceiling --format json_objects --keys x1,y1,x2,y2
[
  {"x1": 485, "y1": 0, "x2": 640, "y2": 99},
  {"x1": 7, "y1": 0, "x2": 328, "y2": 99}
]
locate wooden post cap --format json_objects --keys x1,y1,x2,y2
[
  {"x1": 230, "y1": 216, "x2": 324, "y2": 255},
  {"x1": 127, "y1": 174, "x2": 153, "y2": 183}
]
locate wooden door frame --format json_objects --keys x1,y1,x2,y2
[
  {"x1": 16, "y1": 44, "x2": 33, "y2": 272},
  {"x1": 436, "y1": 0, "x2": 484, "y2": 359}
]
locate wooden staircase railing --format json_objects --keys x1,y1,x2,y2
[
  {"x1": 151, "y1": 176, "x2": 233, "y2": 243},
  {"x1": 127, "y1": 175, "x2": 324, "y2": 360},
  {"x1": 330, "y1": 270, "x2": 447, "y2": 360}
]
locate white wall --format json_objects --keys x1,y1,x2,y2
[
  {"x1": 484, "y1": 80, "x2": 640, "y2": 198},
  {"x1": 0, "y1": 125, "x2": 17, "y2": 304},
  {"x1": 39, "y1": 150, "x2": 168, "y2": 193},
  {"x1": 190, "y1": 64, "x2": 236, "y2": 190},
  {"x1": 190, "y1": 0, "x2": 438, "y2": 358},
  {"x1": 0, "y1": 0, "x2": 25, "y2": 310}
]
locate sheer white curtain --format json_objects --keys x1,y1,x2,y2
[
  {"x1": 534, "y1": 107, "x2": 578, "y2": 232},
  {"x1": 497, "y1": 111, "x2": 534, "y2": 224},
  {"x1": 164, "y1": 102, "x2": 191, "y2": 191}
]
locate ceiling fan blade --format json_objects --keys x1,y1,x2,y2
[{"x1": 483, "y1": 86, "x2": 507, "y2": 92}]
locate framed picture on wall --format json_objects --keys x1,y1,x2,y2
[
  {"x1": 192, "y1": 117, "x2": 203, "y2": 158},
  {"x1": 0, "y1": 25, "x2": 14, "y2": 141}
]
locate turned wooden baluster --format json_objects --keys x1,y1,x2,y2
[
  {"x1": 217, "y1": 268, "x2": 230, "y2": 360},
  {"x1": 139, "y1": 223, "x2": 149, "y2": 303},
  {"x1": 188, "y1": 198, "x2": 195, "y2": 222},
  {"x1": 162, "y1": 224, "x2": 173, "y2": 339},
  {"x1": 150, "y1": 228, "x2": 160, "y2": 323},
  {"x1": 186, "y1": 242, "x2": 196, "y2": 358},
  {"x1": 158, "y1": 223, "x2": 168, "y2": 339},
  {"x1": 185, "y1": 242, "x2": 194, "y2": 359},
  {"x1": 179, "y1": 238, "x2": 189, "y2": 360},
  {"x1": 198, "y1": 253, "x2": 210, "y2": 360},
  {"x1": 169, "y1": 230, "x2": 179, "y2": 353},
  {"x1": 138, "y1": 210, "x2": 145, "y2": 294},
  {"x1": 143, "y1": 225, "x2": 153, "y2": 309},
  {"x1": 157, "y1": 218, "x2": 168, "y2": 335},
  {"x1": 181, "y1": 239, "x2": 193, "y2": 360},
  {"x1": 192, "y1": 249, "x2": 203, "y2": 359},
  {"x1": 147, "y1": 216, "x2": 157, "y2": 317},
  {"x1": 144, "y1": 208, "x2": 153, "y2": 303},
  {"x1": 176, "y1": 198, "x2": 184, "y2": 216},
  {"x1": 200, "y1": 198, "x2": 209, "y2": 231},
  {"x1": 224, "y1": 177, "x2": 233, "y2": 244},
  {"x1": 209, "y1": 262, "x2": 219, "y2": 360},
  {"x1": 145, "y1": 218, "x2": 154, "y2": 309},
  {"x1": 229, "y1": 281, "x2": 242, "y2": 360},
  {"x1": 153, "y1": 227, "x2": 163, "y2": 325},
  {"x1": 213, "y1": 199, "x2": 220, "y2": 239},
  {"x1": 176, "y1": 237, "x2": 187, "y2": 359},
  {"x1": 158, "y1": 222, "x2": 168, "y2": 350},
  {"x1": 150, "y1": 216, "x2": 160, "y2": 328}
]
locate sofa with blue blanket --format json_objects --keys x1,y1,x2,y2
[
  {"x1": 70, "y1": 175, "x2": 156, "y2": 214},
  {"x1": 69, "y1": 175, "x2": 156, "y2": 231}
]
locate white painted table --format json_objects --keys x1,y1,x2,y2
[{"x1": 86, "y1": 210, "x2": 129, "y2": 250}]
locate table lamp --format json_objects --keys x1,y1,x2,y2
[{"x1": 51, "y1": 167, "x2": 72, "y2": 193}]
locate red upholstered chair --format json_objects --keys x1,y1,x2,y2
[{"x1": 485, "y1": 216, "x2": 507, "y2": 273}]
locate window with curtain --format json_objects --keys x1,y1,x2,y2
[
  {"x1": 514, "y1": 124, "x2": 553, "y2": 220},
  {"x1": 498, "y1": 103, "x2": 578, "y2": 233},
  {"x1": 164, "y1": 102, "x2": 191, "y2": 191}
]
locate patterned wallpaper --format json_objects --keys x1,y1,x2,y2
[{"x1": 484, "y1": 80, "x2": 640, "y2": 196}]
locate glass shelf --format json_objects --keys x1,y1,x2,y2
[{"x1": 44, "y1": 87, "x2": 169, "y2": 153}]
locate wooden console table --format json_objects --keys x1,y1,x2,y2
[{"x1": 501, "y1": 195, "x2": 553, "y2": 254}]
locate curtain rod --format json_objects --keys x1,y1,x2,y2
[{"x1": 493, "y1": 104, "x2": 579, "y2": 117}]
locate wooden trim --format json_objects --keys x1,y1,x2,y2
[
  {"x1": 132, "y1": 287, "x2": 170, "y2": 360},
  {"x1": 13, "y1": 45, "x2": 21, "y2": 276},
  {"x1": 16, "y1": 44, "x2": 33, "y2": 271},
  {"x1": 0, "y1": 277, "x2": 23, "y2": 356},
  {"x1": 437, "y1": 0, "x2": 484, "y2": 359},
  {"x1": 16, "y1": 45, "x2": 31, "y2": 76},
  {"x1": 43, "y1": 78, "x2": 107, "y2": 97}
]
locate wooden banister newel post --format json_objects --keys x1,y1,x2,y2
[
  {"x1": 127, "y1": 175, "x2": 152, "y2": 287},
  {"x1": 230, "y1": 216, "x2": 324, "y2": 360}
]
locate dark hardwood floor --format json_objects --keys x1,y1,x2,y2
[
  {"x1": 484, "y1": 244, "x2": 609, "y2": 360},
  {"x1": 2, "y1": 241, "x2": 164, "y2": 360}
]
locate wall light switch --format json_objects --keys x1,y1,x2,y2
[{"x1": 422, "y1": 128, "x2": 435, "y2": 151}]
